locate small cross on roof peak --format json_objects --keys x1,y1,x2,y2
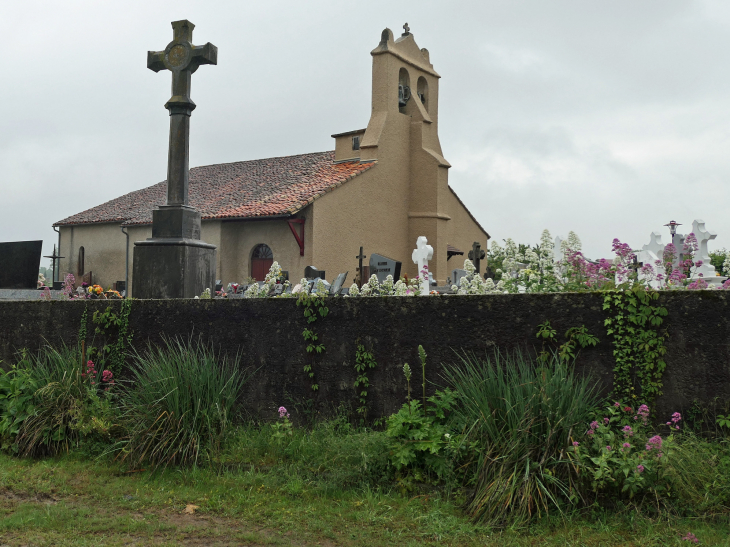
[{"x1": 402, "y1": 23, "x2": 410, "y2": 36}]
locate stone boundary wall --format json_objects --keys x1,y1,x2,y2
[{"x1": 0, "y1": 292, "x2": 728, "y2": 420}]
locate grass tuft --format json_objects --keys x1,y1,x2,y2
[
  {"x1": 444, "y1": 349, "x2": 600, "y2": 526},
  {"x1": 116, "y1": 336, "x2": 252, "y2": 470}
]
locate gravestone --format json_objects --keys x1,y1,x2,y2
[
  {"x1": 451, "y1": 268, "x2": 468, "y2": 287},
  {"x1": 692, "y1": 219, "x2": 723, "y2": 282},
  {"x1": 304, "y1": 266, "x2": 326, "y2": 280},
  {"x1": 0, "y1": 241, "x2": 43, "y2": 289},
  {"x1": 331, "y1": 272, "x2": 348, "y2": 295},
  {"x1": 355, "y1": 247, "x2": 367, "y2": 287},
  {"x1": 369, "y1": 254, "x2": 401, "y2": 284},
  {"x1": 468, "y1": 241, "x2": 486, "y2": 274},
  {"x1": 133, "y1": 20, "x2": 218, "y2": 299},
  {"x1": 411, "y1": 236, "x2": 433, "y2": 296},
  {"x1": 272, "y1": 284, "x2": 284, "y2": 296}
]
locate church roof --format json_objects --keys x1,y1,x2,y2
[{"x1": 54, "y1": 151, "x2": 375, "y2": 227}]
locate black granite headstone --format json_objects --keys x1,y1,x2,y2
[
  {"x1": 369, "y1": 253, "x2": 402, "y2": 284},
  {"x1": 304, "y1": 266, "x2": 326, "y2": 280},
  {"x1": 0, "y1": 241, "x2": 43, "y2": 289}
]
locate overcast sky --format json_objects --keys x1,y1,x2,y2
[{"x1": 2, "y1": 0, "x2": 730, "y2": 264}]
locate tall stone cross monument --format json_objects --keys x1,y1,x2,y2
[{"x1": 133, "y1": 20, "x2": 218, "y2": 299}]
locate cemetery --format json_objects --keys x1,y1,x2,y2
[{"x1": 3, "y1": 15, "x2": 730, "y2": 547}]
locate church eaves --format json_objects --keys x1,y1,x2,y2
[{"x1": 54, "y1": 151, "x2": 375, "y2": 227}]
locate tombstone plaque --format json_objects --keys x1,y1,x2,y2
[
  {"x1": 369, "y1": 254, "x2": 402, "y2": 284},
  {"x1": 451, "y1": 268, "x2": 468, "y2": 287},
  {"x1": 330, "y1": 272, "x2": 348, "y2": 295},
  {"x1": 304, "y1": 266, "x2": 326, "y2": 280},
  {"x1": 0, "y1": 241, "x2": 43, "y2": 289}
]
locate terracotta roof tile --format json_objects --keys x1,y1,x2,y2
[{"x1": 54, "y1": 151, "x2": 375, "y2": 227}]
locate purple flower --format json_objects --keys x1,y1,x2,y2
[
  {"x1": 646, "y1": 435, "x2": 663, "y2": 452},
  {"x1": 603, "y1": 417, "x2": 610, "y2": 424},
  {"x1": 278, "y1": 406, "x2": 289, "y2": 419},
  {"x1": 614, "y1": 402, "x2": 620, "y2": 407},
  {"x1": 622, "y1": 425, "x2": 634, "y2": 437},
  {"x1": 573, "y1": 441, "x2": 579, "y2": 447},
  {"x1": 636, "y1": 464, "x2": 645, "y2": 473},
  {"x1": 672, "y1": 412, "x2": 682, "y2": 423},
  {"x1": 622, "y1": 442, "x2": 631, "y2": 448},
  {"x1": 590, "y1": 421, "x2": 599, "y2": 430},
  {"x1": 681, "y1": 532, "x2": 699, "y2": 543},
  {"x1": 606, "y1": 445, "x2": 612, "y2": 451},
  {"x1": 587, "y1": 430, "x2": 594, "y2": 436}
]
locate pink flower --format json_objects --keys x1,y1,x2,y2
[
  {"x1": 606, "y1": 445, "x2": 612, "y2": 451},
  {"x1": 636, "y1": 464, "x2": 645, "y2": 473},
  {"x1": 572, "y1": 441, "x2": 579, "y2": 447},
  {"x1": 622, "y1": 442, "x2": 631, "y2": 448},
  {"x1": 603, "y1": 417, "x2": 610, "y2": 424},
  {"x1": 681, "y1": 532, "x2": 699, "y2": 543},
  {"x1": 646, "y1": 435, "x2": 663, "y2": 452},
  {"x1": 587, "y1": 430, "x2": 595, "y2": 436},
  {"x1": 622, "y1": 425, "x2": 634, "y2": 437},
  {"x1": 614, "y1": 402, "x2": 620, "y2": 407},
  {"x1": 590, "y1": 421, "x2": 599, "y2": 430},
  {"x1": 277, "y1": 406, "x2": 289, "y2": 419}
]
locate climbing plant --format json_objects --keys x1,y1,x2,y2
[
  {"x1": 87, "y1": 300, "x2": 133, "y2": 374},
  {"x1": 603, "y1": 286, "x2": 668, "y2": 405},
  {"x1": 296, "y1": 286, "x2": 329, "y2": 391},
  {"x1": 536, "y1": 320, "x2": 598, "y2": 365},
  {"x1": 354, "y1": 342, "x2": 377, "y2": 420}
]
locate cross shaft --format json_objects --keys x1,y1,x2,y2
[{"x1": 148, "y1": 20, "x2": 217, "y2": 207}]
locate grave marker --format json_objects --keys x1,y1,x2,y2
[
  {"x1": 369, "y1": 254, "x2": 401, "y2": 284},
  {"x1": 411, "y1": 236, "x2": 433, "y2": 296}
]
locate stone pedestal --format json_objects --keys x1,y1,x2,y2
[
  {"x1": 133, "y1": 237, "x2": 216, "y2": 299},
  {"x1": 133, "y1": 205, "x2": 216, "y2": 299}
]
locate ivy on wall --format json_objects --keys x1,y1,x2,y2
[
  {"x1": 603, "y1": 286, "x2": 668, "y2": 405},
  {"x1": 296, "y1": 290, "x2": 329, "y2": 391}
]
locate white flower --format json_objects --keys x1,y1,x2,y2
[{"x1": 349, "y1": 283, "x2": 360, "y2": 297}]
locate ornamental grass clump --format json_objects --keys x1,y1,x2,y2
[
  {"x1": 117, "y1": 337, "x2": 251, "y2": 470},
  {"x1": 443, "y1": 349, "x2": 600, "y2": 526}
]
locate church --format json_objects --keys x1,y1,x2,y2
[{"x1": 53, "y1": 25, "x2": 489, "y2": 296}]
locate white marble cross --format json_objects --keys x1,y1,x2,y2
[
  {"x1": 692, "y1": 219, "x2": 720, "y2": 279},
  {"x1": 411, "y1": 236, "x2": 433, "y2": 296}
]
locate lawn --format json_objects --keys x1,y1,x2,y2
[{"x1": 1, "y1": 452, "x2": 729, "y2": 546}]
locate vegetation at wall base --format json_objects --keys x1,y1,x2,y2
[
  {"x1": 443, "y1": 349, "x2": 601, "y2": 526},
  {"x1": 115, "y1": 337, "x2": 251, "y2": 470}
]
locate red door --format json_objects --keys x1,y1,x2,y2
[{"x1": 251, "y1": 258, "x2": 273, "y2": 281}]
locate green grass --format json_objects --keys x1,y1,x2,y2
[{"x1": 1, "y1": 431, "x2": 730, "y2": 546}]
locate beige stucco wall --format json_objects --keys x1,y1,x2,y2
[
  {"x1": 218, "y1": 209, "x2": 313, "y2": 287},
  {"x1": 58, "y1": 223, "x2": 131, "y2": 290}
]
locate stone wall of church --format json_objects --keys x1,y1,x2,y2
[{"x1": 1, "y1": 292, "x2": 728, "y2": 422}]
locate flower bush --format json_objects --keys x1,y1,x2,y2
[
  {"x1": 570, "y1": 401, "x2": 681, "y2": 499},
  {"x1": 244, "y1": 261, "x2": 289, "y2": 298}
]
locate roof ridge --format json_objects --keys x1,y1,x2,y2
[{"x1": 189, "y1": 150, "x2": 333, "y2": 171}]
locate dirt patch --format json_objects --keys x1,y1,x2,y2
[{"x1": 0, "y1": 488, "x2": 57, "y2": 504}]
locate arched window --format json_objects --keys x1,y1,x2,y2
[
  {"x1": 417, "y1": 76, "x2": 428, "y2": 111},
  {"x1": 398, "y1": 67, "x2": 411, "y2": 112},
  {"x1": 251, "y1": 244, "x2": 274, "y2": 281}
]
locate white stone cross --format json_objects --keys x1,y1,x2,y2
[
  {"x1": 691, "y1": 219, "x2": 720, "y2": 280},
  {"x1": 637, "y1": 231, "x2": 665, "y2": 289},
  {"x1": 411, "y1": 236, "x2": 433, "y2": 296}
]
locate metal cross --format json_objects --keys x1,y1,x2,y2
[
  {"x1": 43, "y1": 244, "x2": 65, "y2": 285},
  {"x1": 356, "y1": 246, "x2": 367, "y2": 287},
  {"x1": 468, "y1": 241, "x2": 485, "y2": 274},
  {"x1": 147, "y1": 20, "x2": 217, "y2": 206},
  {"x1": 402, "y1": 23, "x2": 410, "y2": 36}
]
